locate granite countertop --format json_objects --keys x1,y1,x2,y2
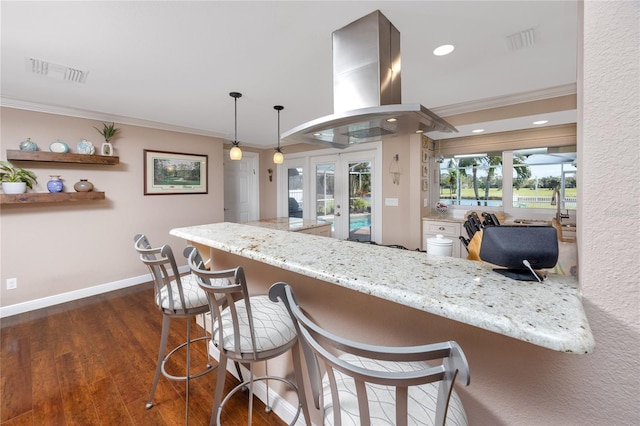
[
  {"x1": 171, "y1": 222, "x2": 594, "y2": 354},
  {"x1": 244, "y1": 217, "x2": 331, "y2": 232}
]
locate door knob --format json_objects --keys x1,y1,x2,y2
[{"x1": 335, "y1": 212, "x2": 341, "y2": 216}]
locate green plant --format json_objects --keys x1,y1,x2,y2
[
  {"x1": 0, "y1": 161, "x2": 38, "y2": 189},
  {"x1": 94, "y1": 122, "x2": 120, "y2": 142}
]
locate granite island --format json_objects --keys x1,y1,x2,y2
[{"x1": 171, "y1": 222, "x2": 594, "y2": 354}]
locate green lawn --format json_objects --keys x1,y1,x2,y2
[{"x1": 440, "y1": 187, "x2": 577, "y2": 198}]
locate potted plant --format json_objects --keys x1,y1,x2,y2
[
  {"x1": 94, "y1": 122, "x2": 120, "y2": 156},
  {"x1": 0, "y1": 161, "x2": 38, "y2": 194}
]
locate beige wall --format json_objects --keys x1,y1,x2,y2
[
  {"x1": 0, "y1": 2, "x2": 637, "y2": 424},
  {"x1": 0, "y1": 108, "x2": 225, "y2": 309}
]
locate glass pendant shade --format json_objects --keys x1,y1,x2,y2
[
  {"x1": 230, "y1": 145, "x2": 242, "y2": 160},
  {"x1": 273, "y1": 149, "x2": 284, "y2": 164}
]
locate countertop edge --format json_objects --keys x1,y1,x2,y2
[{"x1": 171, "y1": 223, "x2": 595, "y2": 354}]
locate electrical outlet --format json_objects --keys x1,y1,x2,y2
[{"x1": 6, "y1": 278, "x2": 17, "y2": 290}]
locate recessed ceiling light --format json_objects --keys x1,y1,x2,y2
[
  {"x1": 415, "y1": 129, "x2": 424, "y2": 134},
  {"x1": 386, "y1": 117, "x2": 397, "y2": 122},
  {"x1": 433, "y1": 44, "x2": 455, "y2": 56},
  {"x1": 472, "y1": 129, "x2": 485, "y2": 133},
  {"x1": 533, "y1": 120, "x2": 549, "y2": 125}
]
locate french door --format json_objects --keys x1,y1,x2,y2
[{"x1": 311, "y1": 150, "x2": 378, "y2": 241}]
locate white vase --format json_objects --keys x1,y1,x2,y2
[{"x1": 2, "y1": 182, "x2": 27, "y2": 194}]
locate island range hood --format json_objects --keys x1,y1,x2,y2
[{"x1": 282, "y1": 10, "x2": 457, "y2": 148}]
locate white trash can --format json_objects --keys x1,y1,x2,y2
[{"x1": 426, "y1": 234, "x2": 453, "y2": 257}]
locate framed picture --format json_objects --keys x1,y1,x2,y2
[
  {"x1": 422, "y1": 179, "x2": 429, "y2": 192},
  {"x1": 144, "y1": 149, "x2": 208, "y2": 195},
  {"x1": 422, "y1": 164, "x2": 428, "y2": 177},
  {"x1": 422, "y1": 150, "x2": 429, "y2": 163}
]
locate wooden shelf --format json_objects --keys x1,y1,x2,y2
[
  {"x1": 6, "y1": 150, "x2": 119, "y2": 165},
  {"x1": 0, "y1": 192, "x2": 106, "y2": 204}
]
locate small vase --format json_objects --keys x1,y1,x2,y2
[
  {"x1": 73, "y1": 179, "x2": 94, "y2": 192},
  {"x1": 47, "y1": 175, "x2": 64, "y2": 193},
  {"x1": 19, "y1": 138, "x2": 38, "y2": 151},
  {"x1": 101, "y1": 142, "x2": 113, "y2": 156}
]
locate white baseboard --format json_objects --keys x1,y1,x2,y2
[{"x1": 0, "y1": 266, "x2": 189, "y2": 318}]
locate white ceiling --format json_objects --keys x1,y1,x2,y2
[{"x1": 1, "y1": 1, "x2": 578, "y2": 149}]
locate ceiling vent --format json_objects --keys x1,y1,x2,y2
[
  {"x1": 25, "y1": 57, "x2": 88, "y2": 83},
  {"x1": 506, "y1": 28, "x2": 536, "y2": 51}
]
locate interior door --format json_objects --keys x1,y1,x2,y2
[
  {"x1": 223, "y1": 151, "x2": 259, "y2": 223},
  {"x1": 312, "y1": 150, "x2": 376, "y2": 241}
]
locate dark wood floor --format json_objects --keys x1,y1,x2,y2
[{"x1": 0, "y1": 283, "x2": 286, "y2": 425}]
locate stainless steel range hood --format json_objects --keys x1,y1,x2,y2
[{"x1": 282, "y1": 10, "x2": 457, "y2": 148}]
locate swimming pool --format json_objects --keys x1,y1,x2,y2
[{"x1": 350, "y1": 214, "x2": 371, "y2": 230}]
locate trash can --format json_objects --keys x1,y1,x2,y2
[{"x1": 426, "y1": 234, "x2": 453, "y2": 257}]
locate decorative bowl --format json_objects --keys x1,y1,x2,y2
[{"x1": 49, "y1": 140, "x2": 69, "y2": 153}]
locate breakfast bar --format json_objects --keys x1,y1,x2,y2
[{"x1": 171, "y1": 222, "x2": 594, "y2": 354}]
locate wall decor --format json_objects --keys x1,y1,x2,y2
[
  {"x1": 422, "y1": 150, "x2": 429, "y2": 163},
  {"x1": 422, "y1": 179, "x2": 429, "y2": 192},
  {"x1": 144, "y1": 150, "x2": 208, "y2": 195}
]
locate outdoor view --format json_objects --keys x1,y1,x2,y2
[
  {"x1": 439, "y1": 148, "x2": 577, "y2": 211},
  {"x1": 310, "y1": 161, "x2": 372, "y2": 240}
]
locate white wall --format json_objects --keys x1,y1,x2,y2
[{"x1": 0, "y1": 108, "x2": 225, "y2": 313}]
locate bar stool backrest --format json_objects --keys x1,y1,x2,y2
[
  {"x1": 269, "y1": 282, "x2": 471, "y2": 426},
  {"x1": 134, "y1": 233, "x2": 187, "y2": 314}
]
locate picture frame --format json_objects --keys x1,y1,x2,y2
[
  {"x1": 144, "y1": 149, "x2": 208, "y2": 195},
  {"x1": 422, "y1": 150, "x2": 429, "y2": 163},
  {"x1": 422, "y1": 179, "x2": 429, "y2": 192},
  {"x1": 422, "y1": 164, "x2": 428, "y2": 177}
]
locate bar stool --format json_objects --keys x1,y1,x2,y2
[
  {"x1": 133, "y1": 234, "x2": 217, "y2": 425},
  {"x1": 269, "y1": 282, "x2": 471, "y2": 426},
  {"x1": 185, "y1": 246, "x2": 307, "y2": 426}
]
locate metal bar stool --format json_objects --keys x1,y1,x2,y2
[
  {"x1": 270, "y1": 282, "x2": 471, "y2": 426},
  {"x1": 185, "y1": 246, "x2": 308, "y2": 426},
  {"x1": 134, "y1": 234, "x2": 217, "y2": 425}
]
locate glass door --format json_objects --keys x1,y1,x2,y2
[{"x1": 312, "y1": 150, "x2": 376, "y2": 241}]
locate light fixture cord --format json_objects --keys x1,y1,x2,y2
[
  {"x1": 277, "y1": 108, "x2": 281, "y2": 150},
  {"x1": 234, "y1": 96, "x2": 238, "y2": 146}
]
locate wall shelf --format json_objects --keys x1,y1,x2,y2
[
  {"x1": 0, "y1": 192, "x2": 106, "y2": 204},
  {"x1": 6, "y1": 150, "x2": 119, "y2": 165}
]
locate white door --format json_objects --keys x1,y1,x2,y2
[
  {"x1": 311, "y1": 150, "x2": 378, "y2": 241},
  {"x1": 223, "y1": 151, "x2": 259, "y2": 223}
]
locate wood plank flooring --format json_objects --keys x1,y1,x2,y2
[{"x1": 0, "y1": 283, "x2": 286, "y2": 425}]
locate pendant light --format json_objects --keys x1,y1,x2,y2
[
  {"x1": 229, "y1": 91, "x2": 243, "y2": 160},
  {"x1": 273, "y1": 105, "x2": 284, "y2": 164}
]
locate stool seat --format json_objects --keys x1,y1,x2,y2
[
  {"x1": 323, "y1": 354, "x2": 468, "y2": 426},
  {"x1": 156, "y1": 274, "x2": 215, "y2": 311},
  {"x1": 215, "y1": 295, "x2": 296, "y2": 353}
]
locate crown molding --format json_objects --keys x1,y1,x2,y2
[
  {"x1": 0, "y1": 96, "x2": 226, "y2": 139},
  {"x1": 431, "y1": 84, "x2": 577, "y2": 117}
]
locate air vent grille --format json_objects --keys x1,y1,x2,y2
[
  {"x1": 25, "y1": 57, "x2": 88, "y2": 83},
  {"x1": 506, "y1": 28, "x2": 536, "y2": 51}
]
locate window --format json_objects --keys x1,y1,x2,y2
[
  {"x1": 511, "y1": 148, "x2": 577, "y2": 212},
  {"x1": 438, "y1": 147, "x2": 577, "y2": 215},
  {"x1": 439, "y1": 153, "x2": 503, "y2": 207}
]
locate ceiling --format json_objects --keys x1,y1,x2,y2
[{"x1": 1, "y1": 1, "x2": 578, "y2": 149}]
